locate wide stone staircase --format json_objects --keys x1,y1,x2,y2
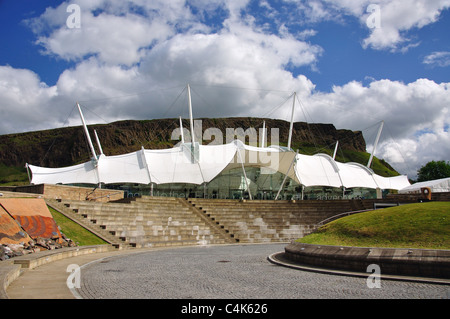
[
  {"x1": 47, "y1": 196, "x2": 236, "y2": 249},
  {"x1": 188, "y1": 199, "x2": 360, "y2": 243},
  {"x1": 47, "y1": 196, "x2": 419, "y2": 248}
]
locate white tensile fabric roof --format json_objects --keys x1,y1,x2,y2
[
  {"x1": 27, "y1": 140, "x2": 410, "y2": 190},
  {"x1": 399, "y1": 177, "x2": 450, "y2": 193},
  {"x1": 294, "y1": 153, "x2": 410, "y2": 190}
]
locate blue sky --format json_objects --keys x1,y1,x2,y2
[
  {"x1": 0, "y1": 1, "x2": 73, "y2": 84},
  {"x1": 308, "y1": 11, "x2": 450, "y2": 90},
  {"x1": 2, "y1": 1, "x2": 449, "y2": 90},
  {"x1": 0, "y1": 0, "x2": 449, "y2": 178}
]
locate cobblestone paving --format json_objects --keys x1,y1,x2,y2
[{"x1": 76, "y1": 244, "x2": 449, "y2": 299}]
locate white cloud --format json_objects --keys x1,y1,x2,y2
[
  {"x1": 1, "y1": 0, "x2": 450, "y2": 180},
  {"x1": 423, "y1": 51, "x2": 450, "y2": 67},
  {"x1": 378, "y1": 128, "x2": 450, "y2": 179},
  {"x1": 36, "y1": 12, "x2": 173, "y2": 66},
  {"x1": 301, "y1": 78, "x2": 450, "y2": 178},
  {"x1": 0, "y1": 66, "x2": 59, "y2": 134},
  {"x1": 28, "y1": 1, "x2": 194, "y2": 66},
  {"x1": 357, "y1": 0, "x2": 450, "y2": 51},
  {"x1": 2, "y1": 58, "x2": 448, "y2": 178},
  {"x1": 28, "y1": 0, "x2": 450, "y2": 61},
  {"x1": 284, "y1": 0, "x2": 450, "y2": 52},
  {"x1": 1, "y1": 0, "x2": 323, "y2": 131}
]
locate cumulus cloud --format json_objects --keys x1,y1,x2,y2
[
  {"x1": 2, "y1": 65, "x2": 448, "y2": 179},
  {"x1": 264, "y1": 0, "x2": 450, "y2": 52},
  {"x1": 302, "y1": 78, "x2": 450, "y2": 178},
  {"x1": 285, "y1": 0, "x2": 450, "y2": 52},
  {"x1": 36, "y1": 12, "x2": 173, "y2": 65},
  {"x1": 357, "y1": 0, "x2": 450, "y2": 51},
  {"x1": 1, "y1": 0, "x2": 449, "y2": 180},
  {"x1": 9, "y1": 0, "x2": 322, "y2": 127},
  {"x1": 423, "y1": 51, "x2": 450, "y2": 68},
  {"x1": 27, "y1": 0, "x2": 193, "y2": 65},
  {"x1": 0, "y1": 66, "x2": 59, "y2": 133}
]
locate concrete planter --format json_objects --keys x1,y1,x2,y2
[{"x1": 284, "y1": 242, "x2": 450, "y2": 279}]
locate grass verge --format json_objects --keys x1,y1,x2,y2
[
  {"x1": 49, "y1": 206, "x2": 108, "y2": 246},
  {"x1": 297, "y1": 202, "x2": 450, "y2": 249}
]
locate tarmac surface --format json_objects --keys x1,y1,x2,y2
[{"x1": 8, "y1": 243, "x2": 448, "y2": 300}]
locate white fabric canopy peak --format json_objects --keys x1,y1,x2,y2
[
  {"x1": 294, "y1": 153, "x2": 410, "y2": 190},
  {"x1": 27, "y1": 141, "x2": 410, "y2": 190}
]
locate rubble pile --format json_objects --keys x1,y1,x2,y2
[{"x1": 0, "y1": 233, "x2": 77, "y2": 261}]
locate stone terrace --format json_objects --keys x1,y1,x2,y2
[
  {"x1": 48, "y1": 196, "x2": 235, "y2": 249},
  {"x1": 190, "y1": 198, "x2": 366, "y2": 243},
  {"x1": 48, "y1": 195, "x2": 418, "y2": 248}
]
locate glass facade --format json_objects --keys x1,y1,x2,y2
[{"x1": 101, "y1": 166, "x2": 379, "y2": 200}]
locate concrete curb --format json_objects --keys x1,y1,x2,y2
[
  {"x1": 2, "y1": 243, "x2": 239, "y2": 299},
  {"x1": 268, "y1": 242, "x2": 450, "y2": 285},
  {"x1": 0, "y1": 262, "x2": 21, "y2": 299},
  {"x1": 0, "y1": 244, "x2": 116, "y2": 299},
  {"x1": 4, "y1": 241, "x2": 449, "y2": 299},
  {"x1": 11, "y1": 245, "x2": 115, "y2": 269}
]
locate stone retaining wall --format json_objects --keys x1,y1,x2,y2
[
  {"x1": 0, "y1": 244, "x2": 114, "y2": 299},
  {"x1": 3, "y1": 184, "x2": 124, "y2": 202},
  {"x1": 284, "y1": 242, "x2": 450, "y2": 279}
]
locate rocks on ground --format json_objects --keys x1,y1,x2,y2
[{"x1": 0, "y1": 233, "x2": 77, "y2": 261}]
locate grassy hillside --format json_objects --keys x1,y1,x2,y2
[
  {"x1": 0, "y1": 117, "x2": 401, "y2": 185},
  {"x1": 0, "y1": 163, "x2": 29, "y2": 186},
  {"x1": 298, "y1": 202, "x2": 450, "y2": 249},
  {"x1": 0, "y1": 150, "x2": 397, "y2": 186}
]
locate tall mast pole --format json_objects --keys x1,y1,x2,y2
[
  {"x1": 261, "y1": 121, "x2": 266, "y2": 147},
  {"x1": 367, "y1": 120, "x2": 384, "y2": 168},
  {"x1": 179, "y1": 116, "x2": 185, "y2": 144},
  {"x1": 287, "y1": 92, "x2": 296, "y2": 149},
  {"x1": 187, "y1": 84, "x2": 195, "y2": 144},
  {"x1": 94, "y1": 130, "x2": 104, "y2": 155},
  {"x1": 333, "y1": 141, "x2": 339, "y2": 160},
  {"x1": 77, "y1": 102, "x2": 97, "y2": 161}
]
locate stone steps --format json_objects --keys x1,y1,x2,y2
[
  {"x1": 189, "y1": 198, "x2": 355, "y2": 243},
  {"x1": 50, "y1": 197, "x2": 234, "y2": 248},
  {"x1": 48, "y1": 196, "x2": 379, "y2": 247},
  {"x1": 46, "y1": 199, "x2": 132, "y2": 249},
  {"x1": 80, "y1": 214, "x2": 204, "y2": 224}
]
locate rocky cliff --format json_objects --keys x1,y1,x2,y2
[{"x1": 0, "y1": 117, "x2": 366, "y2": 169}]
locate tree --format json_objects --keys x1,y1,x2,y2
[{"x1": 417, "y1": 160, "x2": 450, "y2": 182}]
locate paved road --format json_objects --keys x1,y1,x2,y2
[{"x1": 75, "y1": 243, "x2": 449, "y2": 299}]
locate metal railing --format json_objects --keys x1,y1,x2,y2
[{"x1": 314, "y1": 209, "x2": 372, "y2": 228}]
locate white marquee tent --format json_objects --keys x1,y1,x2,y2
[
  {"x1": 27, "y1": 141, "x2": 295, "y2": 186},
  {"x1": 294, "y1": 153, "x2": 409, "y2": 190},
  {"x1": 26, "y1": 93, "x2": 411, "y2": 195},
  {"x1": 399, "y1": 177, "x2": 450, "y2": 194},
  {"x1": 27, "y1": 140, "x2": 410, "y2": 191}
]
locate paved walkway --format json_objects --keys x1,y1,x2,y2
[
  {"x1": 8, "y1": 243, "x2": 449, "y2": 299},
  {"x1": 6, "y1": 247, "x2": 160, "y2": 299}
]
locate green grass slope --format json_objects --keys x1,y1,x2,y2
[
  {"x1": 297, "y1": 202, "x2": 450, "y2": 249},
  {"x1": 49, "y1": 207, "x2": 108, "y2": 246}
]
